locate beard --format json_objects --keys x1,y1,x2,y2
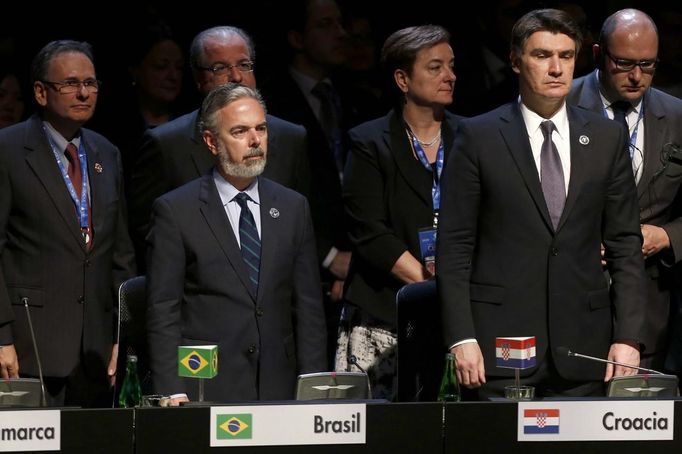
[{"x1": 217, "y1": 145, "x2": 267, "y2": 179}]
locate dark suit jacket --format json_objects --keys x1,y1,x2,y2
[
  {"x1": 0, "y1": 114, "x2": 136, "y2": 378},
  {"x1": 343, "y1": 110, "x2": 462, "y2": 325},
  {"x1": 260, "y1": 72, "x2": 382, "y2": 263},
  {"x1": 437, "y1": 103, "x2": 646, "y2": 381},
  {"x1": 146, "y1": 175, "x2": 326, "y2": 401},
  {"x1": 129, "y1": 109, "x2": 311, "y2": 269},
  {"x1": 569, "y1": 71, "x2": 682, "y2": 354}
]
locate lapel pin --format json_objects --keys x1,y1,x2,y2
[
  {"x1": 94, "y1": 163, "x2": 103, "y2": 173},
  {"x1": 269, "y1": 208, "x2": 280, "y2": 219},
  {"x1": 579, "y1": 135, "x2": 589, "y2": 145}
]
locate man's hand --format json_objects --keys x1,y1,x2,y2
[
  {"x1": 451, "y1": 342, "x2": 486, "y2": 388},
  {"x1": 163, "y1": 395, "x2": 189, "y2": 407},
  {"x1": 329, "y1": 251, "x2": 351, "y2": 280},
  {"x1": 330, "y1": 279, "x2": 344, "y2": 302},
  {"x1": 641, "y1": 224, "x2": 670, "y2": 258},
  {"x1": 0, "y1": 344, "x2": 19, "y2": 379},
  {"x1": 600, "y1": 243, "x2": 606, "y2": 267},
  {"x1": 108, "y1": 344, "x2": 118, "y2": 387},
  {"x1": 604, "y1": 340, "x2": 640, "y2": 382}
]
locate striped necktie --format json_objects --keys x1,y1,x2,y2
[
  {"x1": 234, "y1": 192, "x2": 261, "y2": 295},
  {"x1": 540, "y1": 121, "x2": 565, "y2": 230}
]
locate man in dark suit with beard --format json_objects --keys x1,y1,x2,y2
[
  {"x1": 146, "y1": 83, "x2": 326, "y2": 404},
  {"x1": 130, "y1": 26, "x2": 311, "y2": 272},
  {"x1": 568, "y1": 9, "x2": 682, "y2": 371},
  {"x1": 437, "y1": 9, "x2": 647, "y2": 399}
]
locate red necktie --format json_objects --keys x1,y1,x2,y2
[{"x1": 65, "y1": 143, "x2": 93, "y2": 249}]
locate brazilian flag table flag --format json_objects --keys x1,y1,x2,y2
[{"x1": 178, "y1": 345, "x2": 218, "y2": 378}]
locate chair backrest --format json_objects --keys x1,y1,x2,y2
[
  {"x1": 395, "y1": 280, "x2": 444, "y2": 402},
  {"x1": 0, "y1": 378, "x2": 44, "y2": 407},
  {"x1": 295, "y1": 372, "x2": 371, "y2": 400},
  {"x1": 607, "y1": 374, "x2": 679, "y2": 398},
  {"x1": 117, "y1": 276, "x2": 152, "y2": 395}
]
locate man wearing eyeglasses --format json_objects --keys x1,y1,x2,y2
[
  {"x1": 569, "y1": 9, "x2": 682, "y2": 372},
  {"x1": 129, "y1": 26, "x2": 311, "y2": 274},
  {"x1": 0, "y1": 40, "x2": 136, "y2": 406}
]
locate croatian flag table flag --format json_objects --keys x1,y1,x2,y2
[{"x1": 496, "y1": 336, "x2": 536, "y2": 369}]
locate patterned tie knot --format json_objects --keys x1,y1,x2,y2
[
  {"x1": 234, "y1": 192, "x2": 252, "y2": 209},
  {"x1": 311, "y1": 80, "x2": 333, "y2": 100},
  {"x1": 611, "y1": 100, "x2": 631, "y2": 116},
  {"x1": 65, "y1": 142, "x2": 78, "y2": 166},
  {"x1": 540, "y1": 120, "x2": 556, "y2": 140}
]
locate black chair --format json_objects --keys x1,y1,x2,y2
[
  {"x1": 116, "y1": 276, "x2": 152, "y2": 396},
  {"x1": 395, "y1": 280, "x2": 445, "y2": 402}
]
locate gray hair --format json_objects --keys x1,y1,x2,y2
[
  {"x1": 189, "y1": 26, "x2": 256, "y2": 69},
  {"x1": 200, "y1": 83, "x2": 266, "y2": 137}
]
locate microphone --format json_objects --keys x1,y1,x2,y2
[
  {"x1": 22, "y1": 297, "x2": 47, "y2": 406},
  {"x1": 347, "y1": 355, "x2": 373, "y2": 399},
  {"x1": 556, "y1": 346, "x2": 665, "y2": 375}
]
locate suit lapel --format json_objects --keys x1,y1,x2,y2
[
  {"x1": 638, "y1": 93, "x2": 666, "y2": 198},
  {"x1": 499, "y1": 105, "x2": 554, "y2": 231},
  {"x1": 198, "y1": 175, "x2": 256, "y2": 301},
  {"x1": 23, "y1": 116, "x2": 88, "y2": 250},
  {"x1": 82, "y1": 130, "x2": 103, "y2": 250},
  {"x1": 256, "y1": 178, "x2": 279, "y2": 305},
  {"x1": 558, "y1": 106, "x2": 591, "y2": 231},
  {"x1": 388, "y1": 112, "x2": 432, "y2": 206}
]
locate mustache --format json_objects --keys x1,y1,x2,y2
[{"x1": 244, "y1": 147, "x2": 265, "y2": 159}]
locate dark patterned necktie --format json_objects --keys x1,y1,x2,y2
[
  {"x1": 234, "y1": 192, "x2": 260, "y2": 295},
  {"x1": 311, "y1": 81, "x2": 345, "y2": 175},
  {"x1": 611, "y1": 100, "x2": 630, "y2": 135},
  {"x1": 65, "y1": 143, "x2": 92, "y2": 249},
  {"x1": 540, "y1": 121, "x2": 565, "y2": 230}
]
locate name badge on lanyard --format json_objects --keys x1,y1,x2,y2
[{"x1": 410, "y1": 131, "x2": 444, "y2": 274}]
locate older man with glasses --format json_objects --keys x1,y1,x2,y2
[
  {"x1": 0, "y1": 40, "x2": 136, "y2": 407},
  {"x1": 568, "y1": 8, "x2": 682, "y2": 373}
]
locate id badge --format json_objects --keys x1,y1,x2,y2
[{"x1": 418, "y1": 227, "x2": 437, "y2": 275}]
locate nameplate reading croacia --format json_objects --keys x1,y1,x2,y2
[
  {"x1": 517, "y1": 400, "x2": 674, "y2": 441},
  {"x1": 210, "y1": 404, "x2": 366, "y2": 447}
]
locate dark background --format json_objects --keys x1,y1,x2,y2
[{"x1": 2, "y1": 0, "x2": 680, "y2": 120}]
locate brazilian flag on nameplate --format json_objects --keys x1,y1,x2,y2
[{"x1": 178, "y1": 345, "x2": 218, "y2": 378}]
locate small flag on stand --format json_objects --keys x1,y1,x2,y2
[
  {"x1": 178, "y1": 345, "x2": 218, "y2": 378},
  {"x1": 496, "y1": 336, "x2": 536, "y2": 369}
]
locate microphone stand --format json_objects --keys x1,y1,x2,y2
[{"x1": 23, "y1": 298, "x2": 47, "y2": 407}]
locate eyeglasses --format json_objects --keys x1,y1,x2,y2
[
  {"x1": 603, "y1": 49, "x2": 658, "y2": 73},
  {"x1": 42, "y1": 79, "x2": 101, "y2": 94},
  {"x1": 195, "y1": 61, "x2": 254, "y2": 76}
]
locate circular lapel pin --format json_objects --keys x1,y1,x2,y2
[
  {"x1": 94, "y1": 163, "x2": 103, "y2": 173},
  {"x1": 579, "y1": 135, "x2": 589, "y2": 145},
  {"x1": 269, "y1": 208, "x2": 280, "y2": 218}
]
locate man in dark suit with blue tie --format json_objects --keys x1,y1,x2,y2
[
  {"x1": 146, "y1": 83, "x2": 326, "y2": 405},
  {"x1": 567, "y1": 9, "x2": 682, "y2": 372},
  {"x1": 0, "y1": 40, "x2": 136, "y2": 406},
  {"x1": 437, "y1": 9, "x2": 647, "y2": 398}
]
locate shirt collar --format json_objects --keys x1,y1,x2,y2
[
  {"x1": 519, "y1": 99, "x2": 569, "y2": 141},
  {"x1": 43, "y1": 120, "x2": 81, "y2": 152},
  {"x1": 213, "y1": 169, "x2": 260, "y2": 206}
]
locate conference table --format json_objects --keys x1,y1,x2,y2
[{"x1": 2, "y1": 399, "x2": 681, "y2": 453}]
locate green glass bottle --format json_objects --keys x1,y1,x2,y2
[
  {"x1": 118, "y1": 354, "x2": 142, "y2": 408},
  {"x1": 437, "y1": 353, "x2": 461, "y2": 402}
]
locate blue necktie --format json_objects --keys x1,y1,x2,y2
[
  {"x1": 540, "y1": 121, "x2": 565, "y2": 230},
  {"x1": 234, "y1": 193, "x2": 260, "y2": 295}
]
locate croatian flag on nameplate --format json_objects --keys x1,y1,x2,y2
[{"x1": 495, "y1": 336, "x2": 536, "y2": 369}]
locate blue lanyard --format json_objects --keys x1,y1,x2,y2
[
  {"x1": 410, "y1": 133, "x2": 444, "y2": 224},
  {"x1": 45, "y1": 131, "x2": 90, "y2": 230},
  {"x1": 605, "y1": 102, "x2": 644, "y2": 159}
]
